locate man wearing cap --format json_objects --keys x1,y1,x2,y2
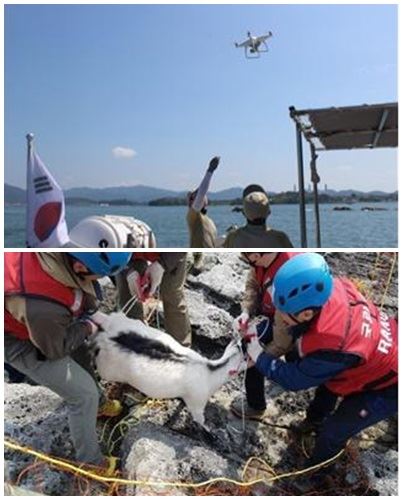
[
  {"x1": 186, "y1": 156, "x2": 220, "y2": 248},
  {"x1": 222, "y1": 184, "x2": 293, "y2": 248}
]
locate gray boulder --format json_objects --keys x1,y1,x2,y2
[
  {"x1": 4, "y1": 252, "x2": 398, "y2": 496},
  {"x1": 121, "y1": 422, "x2": 237, "y2": 495}
]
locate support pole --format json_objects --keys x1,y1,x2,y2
[
  {"x1": 372, "y1": 108, "x2": 389, "y2": 148},
  {"x1": 310, "y1": 143, "x2": 321, "y2": 247},
  {"x1": 295, "y1": 123, "x2": 307, "y2": 247}
]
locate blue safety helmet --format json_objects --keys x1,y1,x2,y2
[
  {"x1": 68, "y1": 252, "x2": 131, "y2": 277},
  {"x1": 273, "y1": 253, "x2": 333, "y2": 314}
]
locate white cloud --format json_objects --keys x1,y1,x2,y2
[{"x1": 112, "y1": 146, "x2": 137, "y2": 159}]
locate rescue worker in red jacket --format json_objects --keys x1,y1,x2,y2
[
  {"x1": 115, "y1": 252, "x2": 192, "y2": 346},
  {"x1": 245, "y1": 253, "x2": 398, "y2": 467},
  {"x1": 4, "y1": 252, "x2": 131, "y2": 471},
  {"x1": 231, "y1": 252, "x2": 297, "y2": 419}
]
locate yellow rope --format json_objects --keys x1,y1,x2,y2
[
  {"x1": 350, "y1": 252, "x2": 397, "y2": 307},
  {"x1": 301, "y1": 434, "x2": 312, "y2": 460},
  {"x1": 242, "y1": 456, "x2": 277, "y2": 479},
  {"x1": 373, "y1": 253, "x2": 380, "y2": 276},
  {"x1": 104, "y1": 398, "x2": 165, "y2": 454},
  {"x1": 5, "y1": 439, "x2": 344, "y2": 490},
  {"x1": 99, "y1": 416, "x2": 114, "y2": 447}
]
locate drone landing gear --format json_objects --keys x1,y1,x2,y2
[
  {"x1": 244, "y1": 41, "x2": 269, "y2": 59},
  {"x1": 245, "y1": 49, "x2": 260, "y2": 59}
]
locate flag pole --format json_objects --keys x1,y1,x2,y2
[
  {"x1": 26, "y1": 133, "x2": 34, "y2": 169},
  {"x1": 25, "y1": 133, "x2": 34, "y2": 247}
]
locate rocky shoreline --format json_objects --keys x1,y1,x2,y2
[{"x1": 4, "y1": 252, "x2": 398, "y2": 496}]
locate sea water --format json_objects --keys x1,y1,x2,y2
[{"x1": 4, "y1": 202, "x2": 398, "y2": 248}]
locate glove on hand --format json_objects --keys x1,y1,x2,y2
[
  {"x1": 86, "y1": 320, "x2": 99, "y2": 336},
  {"x1": 146, "y1": 261, "x2": 165, "y2": 296},
  {"x1": 89, "y1": 310, "x2": 109, "y2": 327},
  {"x1": 233, "y1": 311, "x2": 250, "y2": 335},
  {"x1": 80, "y1": 316, "x2": 99, "y2": 336},
  {"x1": 127, "y1": 269, "x2": 151, "y2": 301},
  {"x1": 208, "y1": 156, "x2": 220, "y2": 173},
  {"x1": 246, "y1": 334, "x2": 264, "y2": 363},
  {"x1": 80, "y1": 310, "x2": 108, "y2": 336}
]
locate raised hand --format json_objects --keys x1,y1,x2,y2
[{"x1": 208, "y1": 156, "x2": 221, "y2": 173}]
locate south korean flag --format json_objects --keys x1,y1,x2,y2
[{"x1": 26, "y1": 142, "x2": 69, "y2": 247}]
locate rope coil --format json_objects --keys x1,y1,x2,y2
[{"x1": 4, "y1": 438, "x2": 345, "y2": 491}]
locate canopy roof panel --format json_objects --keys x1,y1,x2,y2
[{"x1": 290, "y1": 102, "x2": 398, "y2": 151}]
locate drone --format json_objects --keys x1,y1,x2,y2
[{"x1": 235, "y1": 31, "x2": 273, "y2": 58}]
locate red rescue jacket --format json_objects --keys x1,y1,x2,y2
[
  {"x1": 298, "y1": 277, "x2": 398, "y2": 396},
  {"x1": 131, "y1": 252, "x2": 160, "y2": 263},
  {"x1": 4, "y1": 253, "x2": 85, "y2": 341},
  {"x1": 255, "y1": 252, "x2": 298, "y2": 316}
]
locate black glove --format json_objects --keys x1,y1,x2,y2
[{"x1": 208, "y1": 156, "x2": 220, "y2": 173}]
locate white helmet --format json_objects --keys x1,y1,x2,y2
[{"x1": 66, "y1": 215, "x2": 156, "y2": 248}]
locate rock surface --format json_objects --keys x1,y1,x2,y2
[{"x1": 4, "y1": 252, "x2": 398, "y2": 495}]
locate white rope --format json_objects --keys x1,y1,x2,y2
[
  {"x1": 240, "y1": 364, "x2": 248, "y2": 433},
  {"x1": 121, "y1": 294, "x2": 139, "y2": 316},
  {"x1": 228, "y1": 322, "x2": 249, "y2": 436},
  {"x1": 155, "y1": 287, "x2": 161, "y2": 330}
]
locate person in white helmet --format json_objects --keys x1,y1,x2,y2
[{"x1": 67, "y1": 215, "x2": 156, "y2": 248}]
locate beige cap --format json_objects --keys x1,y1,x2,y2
[{"x1": 243, "y1": 190, "x2": 270, "y2": 221}]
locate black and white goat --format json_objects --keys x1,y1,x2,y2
[{"x1": 93, "y1": 312, "x2": 246, "y2": 426}]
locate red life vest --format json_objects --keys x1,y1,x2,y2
[
  {"x1": 255, "y1": 252, "x2": 298, "y2": 316},
  {"x1": 131, "y1": 252, "x2": 160, "y2": 263},
  {"x1": 4, "y1": 253, "x2": 85, "y2": 341},
  {"x1": 298, "y1": 277, "x2": 398, "y2": 396}
]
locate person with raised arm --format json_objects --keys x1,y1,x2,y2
[{"x1": 187, "y1": 156, "x2": 220, "y2": 248}]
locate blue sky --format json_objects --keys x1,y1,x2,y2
[{"x1": 5, "y1": 4, "x2": 397, "y2": 192}]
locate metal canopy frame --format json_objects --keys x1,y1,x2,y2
[{"x1": 289, "y1": 102, "x2": 398, "y2": 247}]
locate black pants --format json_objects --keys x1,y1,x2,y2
[
  {"x1": 306, "y1": 385, "x2": 339, "y2": 424},
  {"x1": 245, "y1": 366, "x2": 266, "y2": 410},
  {"x1": 307, "y1": 384, "x2": 398, "y2": 466},
  {"x1": 245, "y1": 348, "x2": 299, "y2": 410},
  {"x1": 4, "y1": 363, "x2": 26, "y2": 383}
]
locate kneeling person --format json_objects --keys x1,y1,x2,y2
[
  {"x1": 245, "y1": 253, "x2": 398, "y2": 467},
  {"x1": 4, "y1": 252, "x2": 131, "y2": 470}
]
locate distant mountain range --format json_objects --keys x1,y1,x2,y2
[
  {"x1": 64, "y1": 185, "x2": 246, "y2": 202},
  {"x1": 5, "y1": 184, "x2": 26, "y2": 204},
  {"x1": 4, "y1": 183, "x2": 397, "y2": 205},
  {"x1": 4, "y1": 184, "x2": 246, "y2": 204}
]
